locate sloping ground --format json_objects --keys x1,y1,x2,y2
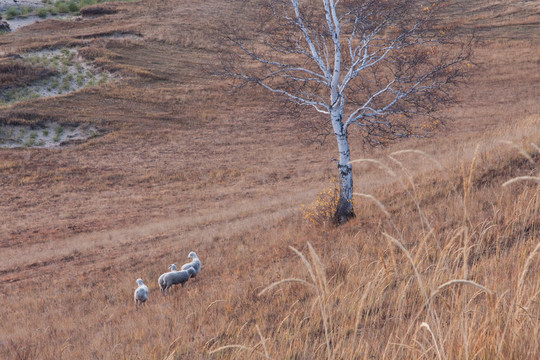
[
  {"x1": 444, "y1": 0, "x2": 540, "y2": 39},
  {"x1": 0, "y1": 115, "x2": 538, "y2": 359},
  {"x1": 0, "y1": 0, "x2": 539, "y2": 358}
]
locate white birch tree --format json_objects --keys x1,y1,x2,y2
[{"x1": 222, "y1": 0, "x2": 471, "y2": 224}]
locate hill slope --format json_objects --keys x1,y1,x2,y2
[{"x1": 0, "y1": 0, "x2": 539, "y2": 358}]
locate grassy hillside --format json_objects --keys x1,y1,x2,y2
[{"x1": 0, "y1": 0, "x2": 539, "y2": 358}]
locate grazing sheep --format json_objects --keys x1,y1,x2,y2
[
  {"x1": 134, "y1": 279, "x2": 149, "y2": 309},
  {"x1": 158, "y1": 264, "x2": 178, "y2": 293},
  {"x1": 163, "y1": 267, "x2": 196, "y2": 293},
  {"x1": 181, "y1": 251, "x2": 201, "y2": 278}
]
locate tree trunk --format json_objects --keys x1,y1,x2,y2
[
  {"x1": 334, "y1": 161, "x2": 355, "y2": 224},
  {"x1": 332, "y1": 114, "x2": 355, "y2": 225}
]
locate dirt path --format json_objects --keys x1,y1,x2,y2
[{"x1": 0, "y1": 187, "x2": 313, "y2": 285}]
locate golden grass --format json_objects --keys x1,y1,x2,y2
[
  {"x1": 208, "y1": 136, "x2": 539, "y2": 359},
  {"x1": 2, "y1": 116, "x2": 537, "y2": 358}
]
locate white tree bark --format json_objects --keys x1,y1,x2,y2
[{"x1": 332, "y1": 108, "x2": 355, "y2": 222}]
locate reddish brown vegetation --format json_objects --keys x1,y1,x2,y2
[{"x1": 0, "y1": 60, "x2": 55, "y2": 88}]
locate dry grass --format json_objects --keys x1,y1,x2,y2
[
  {"x1": 0, "y1": 0, "x2": 539, "y2": 358},
  {"x1": 0, "y1": 59, "x2": 56, "y2": 88},
  {"x1": 206, "y1": 135, "x2": 540, "y2": 359}
]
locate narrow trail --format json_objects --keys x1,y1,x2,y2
[{"x1": 0, "y1": 185, "x2": 317, "y2": 287}]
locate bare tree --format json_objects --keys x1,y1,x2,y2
[{"x1": 222, "y1": 0, "x2": 472, "y2": 224}]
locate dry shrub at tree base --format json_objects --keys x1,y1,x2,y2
[{"x1": 301, "y1": 181, "x2": 341, "y2": 225}]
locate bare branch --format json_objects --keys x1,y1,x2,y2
[
  {"x1": 291, "y1": 0, "x2": 331, "y2": 79},
  {"x1": 218, "y1": 0, "x2": 472, "y2": 223}
]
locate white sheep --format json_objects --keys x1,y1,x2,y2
[
  {"x1": 163, "y1": 267, "x2": 196, "y2": 294},
  {"x1": 181, "y1": 251, "x2": 201, "y2": 278},
  {"x1": 158, "y1": 264, "x2": 178, "y2": 293},
  {"x1": 134, "y1": 278, "x2": 149, "y2": 309}
]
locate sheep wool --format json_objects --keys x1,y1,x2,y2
[
  {"x1": 158, "y1": 264, "x2": 178, "y2": 293},
  {"x1": 181, "y1": 251, "x2": 201, "y2": 277},
  {"x1": 163, "y1": 267, "x2": 196, "y2": 293},
  {"x1": 134, "y1": 279, "x2": 149, "y2": 309}
]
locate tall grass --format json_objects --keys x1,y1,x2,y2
[{"x1": 209, "y1": 142, "x2": 540, "y2": 359}]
